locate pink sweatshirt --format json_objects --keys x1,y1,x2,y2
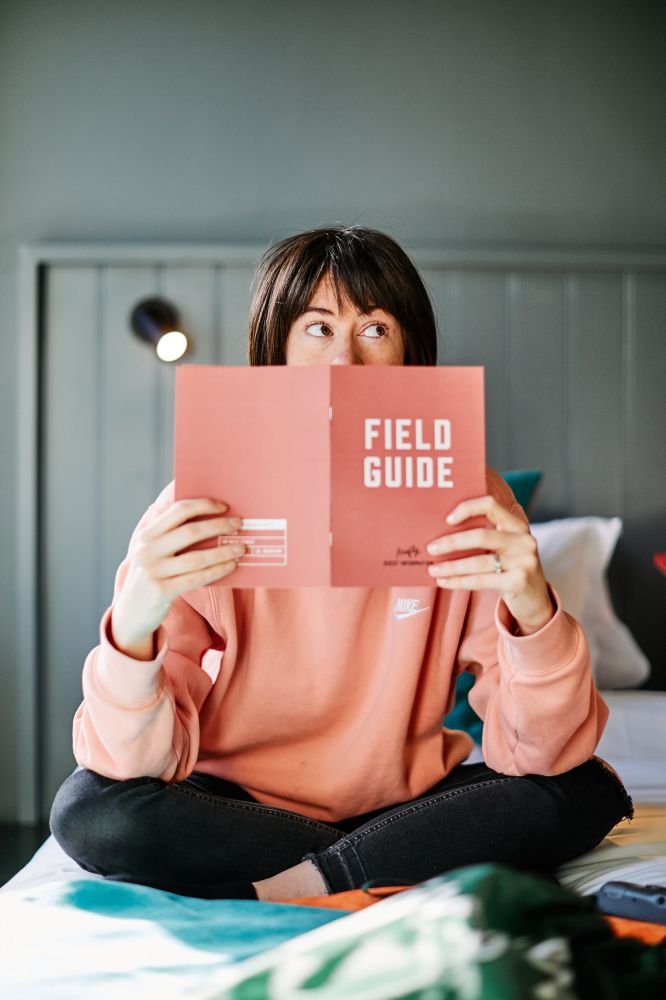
[{"x1": 73, "y1": 468, "x2": 608, "y2": 823}]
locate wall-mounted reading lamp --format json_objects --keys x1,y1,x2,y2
[{"x1": 130, "y1": 297, "x2": 190, "y2": 362}]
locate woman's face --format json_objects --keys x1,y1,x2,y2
[{"x1": 285, "y1": 277, "x2": 405, "y2": 366}]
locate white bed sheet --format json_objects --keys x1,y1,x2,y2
[
  {"x1": 558, "y1": 803, "x2": 666, "y2": 895},
  {"x1": 3, "y1": 689, "x2": 666, "y2": 897}
]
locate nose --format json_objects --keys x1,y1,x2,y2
[{"x1": 330, "y1": 338, "x2": 363, "y2": 365}]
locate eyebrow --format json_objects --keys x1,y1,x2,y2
[{"x1": 301, "y1": 305, "x2": 381, "y2": 316}]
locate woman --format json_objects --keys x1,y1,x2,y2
[{"x1": 50, "y1": 225, "x2": 632, "y2": 902}]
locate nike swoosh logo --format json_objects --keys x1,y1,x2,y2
[{"x1": 393, "y1": 607, "x2": 431, "y2": 621}]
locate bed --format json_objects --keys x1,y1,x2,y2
[{"x1": 2, "y1": 689, "x2": 665, "y2": 998}]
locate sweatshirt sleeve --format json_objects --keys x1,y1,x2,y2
[
  {"x1": 72, "y1": 482, "x2": 229, "y2": 783},
  {"x1": 455, "y1": 469, "x2": 609, "y2": 776}
]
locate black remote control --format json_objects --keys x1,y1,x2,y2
[{"x1": 596, "y1": 881, "x2": 666, "y2": 925}]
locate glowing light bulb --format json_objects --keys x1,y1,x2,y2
[{"x1": 156, "y1": 330, "x2": 188, "y2": 363}]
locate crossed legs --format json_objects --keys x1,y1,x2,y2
[{"x1": 50, "y1": 758, "x2": 632, "y2": 900}]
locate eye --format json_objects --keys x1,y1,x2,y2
[
  {"x1": 362, "y1": 323, "x2": 388, "y2": 338},
  {"x1": 305, "y1": 322, "x2": 331, "y2": 337}
]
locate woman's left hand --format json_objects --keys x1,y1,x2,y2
[{"x1": 426, "y1": 495, "x2": 555, "y2": 635}]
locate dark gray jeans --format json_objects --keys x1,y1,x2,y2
[{"x1": 50, "y1": 756, "x2": 633, "y2": 899}]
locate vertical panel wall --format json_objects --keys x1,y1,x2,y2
[
  {"x1": 610, "y1": 273, "x2": 666, "y2": 680},
  {"x1": 568, "y1": 274, "x2": 624, "y2": 517},
  {"x1": 42, "y1": 267, "x2": 100, "y2": 811},
  {"x1": 36, "y1": 247, "x2": 666, "y2": 818},
  {"x1": 41, "y1": 258, "x2": 256, "y2": 815}
]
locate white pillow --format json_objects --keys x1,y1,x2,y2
[{"x1": 530, "y1": 516, "x2": 650, "y2": 689}]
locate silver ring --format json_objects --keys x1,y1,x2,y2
[{"x1": 492, "y1": 553, "x2": 502, "y2": 574}]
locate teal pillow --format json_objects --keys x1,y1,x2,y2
[
  {"x1": 443, "y1": 468, "x2": 543, "y2": 744},
  {"x1": 501, "y1": 468, "x2": 543, "y2": 513},
  {"x1": 443, "y1": 672, "x2": 483, "y2": 744}
]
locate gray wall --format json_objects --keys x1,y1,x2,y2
[{"x1": 1, "y1": 0, "x2": 665, "y2": 821}]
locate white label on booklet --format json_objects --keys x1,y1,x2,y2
[{"x1": 225, "y1": 518, "x2": 288, "y2": 566}]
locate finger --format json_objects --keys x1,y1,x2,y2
[
  {"x1": 155, "y1": 542, "x2": 247, "y2": 579},
  {"x1": 149, "y1": 515, "x2": 243, "y2": 559},
  {"x1": 434, "y1": 568, "x2": 527, "y2": 592},
  {"x1": 140, "y1": 498, "x2": 230, "y2": 542},
  {"x1": 427, "y1": 526, "x2": 503, "y2": 556},
  {"x1": 166, "y1": 557, "x2": 241, "y2": 598},
  {"x1": 428, "y1": 552, "x2": 509, "y2": 578},
  {"x1": 446, "y1": 495, "x2": 526, "y2": 533}
]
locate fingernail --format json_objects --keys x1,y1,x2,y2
[
  {"x1": 229, "y1": 517, "x2": 243, "y2": 529},
  {"x1": 446, "y1": 513, "x2": 457, "y2": 523},
  {"x1": 427, "y1": 543, "x2": 438, "y2": 554},
  {"x1": 217, "y1": 501, "x2": 228, "y2": 511}
]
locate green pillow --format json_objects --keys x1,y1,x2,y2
[{"x1": 443, "y1": 468, "x2": 543, "y2": 744}]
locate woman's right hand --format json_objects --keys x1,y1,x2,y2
[{"x1": 110, "y1": 498, "x2": 245, "y2": 659}]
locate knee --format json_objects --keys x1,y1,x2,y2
[
  {"x1": 49, "y1": 768, "x2": 156, "y2": 875},
  {"x1": 540, "y1": 756, "x2": 633, "y2": 861},
  {"x1": 578, "y1": 756, "x2": 634, "y2": 834},
  {"x1": 562, "y1": 757, "x2": 632, "y2": 822}
]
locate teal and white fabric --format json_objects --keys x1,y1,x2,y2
[
  {"x1": 2, "y1": 863, "x2": 664, "y2": 998},
  {"x1": 0, "y1": 879, "x2": 345, "y2": 999}
]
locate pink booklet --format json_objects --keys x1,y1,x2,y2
[{"x1": 174, "y1": 365, "x2": 486, "y2": 586}]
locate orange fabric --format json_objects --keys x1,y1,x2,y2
[
  {"x1": 604, "y1": 915, "x2": 666, "y2": 945},
  {"x1": 283, "y1": 884, "x2": 413, "y2": 911},
  {"x1": 285, "y1": 890, "x2": 666, "y2": 945}
]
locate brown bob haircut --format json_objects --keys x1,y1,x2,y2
[{"x1": 247, "y1": 225, "x2": 438, "y2": 366}]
